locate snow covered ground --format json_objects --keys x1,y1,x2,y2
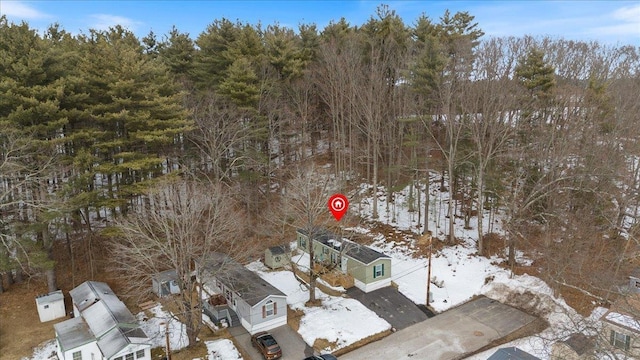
[
  {"x1": 26, "y1": 176, "x2": 603, "y2": 360},
  {"x1": 137, "y1": 304, "x2": 190, "y2": 352},
  {"x1": 204, "y1": 338, "x2": 243, "y2": 360},
  {"x1": 246, "y1": 261, "x2": 391, "y2": 353}
]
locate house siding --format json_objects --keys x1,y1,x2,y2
[
  {"x1": 602, "y1": 321, "x2": 640, "y2": 359},
  {"x1": 200, "y1": 271, "x2": 287, "y2": 335},
  {"x1": 242, "y1": 296, "x2": 288, "y2": 334},
  {"x1": 264, "y1": 248, "x2": 290, "y2": 269},
  {"x1": 58, "y1": 341, "x2": 101, "y2": 360},
  {"x1": 109, "y1": 343, "x2": 151, "y2": 360},
  {"x1": 298, "y1": 230, "x2": 392, "y2": 293}
]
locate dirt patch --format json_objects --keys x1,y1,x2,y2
[
  {"x1": 313, "y1": 338, "x2": 338, "y2": 352},
  {"x1": 0, "y1": 281, "x2": 62, "y2": 360},
  {"x1": 287, "y1": 307, "x2": 305, "y2": 332}
]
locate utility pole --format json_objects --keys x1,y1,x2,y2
[
  {"x1": 160, "y1": 321, "x2": 171, "y2": 360},
  {"x1": 420, "y1": 232, "x2": 433, "y2": 305}
]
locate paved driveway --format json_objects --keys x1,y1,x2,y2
[
  {"x1": 339, "y1": 296, "x2": 538, "y2": 360},
  {"x1": 229, "y1": 324, "x2": 314, "y2": 360},
  {"x1": 346, "y1": 286, "x2": 432, "y2": 330}
]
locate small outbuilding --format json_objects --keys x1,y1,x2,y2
[
  {"x1": 551, "y1": 333, "x2": 595, "y2": 359},
  {"x1": 35, "y1": 290, "x2": 66, "y2": 322},
  {"x1": 264, "y1": 244, "x2": 291, "y2": 269},
  {"x1": 487, "y1": 347, "x2": 541, "y2": 360},
  {"x1": 151, "y1": 269, "x2": 180, "y2": 298}
]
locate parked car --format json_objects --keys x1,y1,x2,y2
[
  {"x1": 251, "y1": 331, "x2": 282, "y2": 360},
  {"x1": 303, "y1": 355, "x2": 338, "y2": 360}
]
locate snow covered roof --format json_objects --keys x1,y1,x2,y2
[
  {"x1": 487, "y1": 347, "x2": 541, "y2": 360},
  {"x1": 603, "y1": 311, "x2": 640, "y2": 333},
  {"x1": 198, "y1": 253, "x2": 286, "y2": 306}
]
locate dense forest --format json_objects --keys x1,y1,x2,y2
[{"x1": 0, "y1": 4, "x2": 638, "y2": 315}]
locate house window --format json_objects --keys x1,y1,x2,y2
[
  {"x1": 113, "y1": 357, "x2": 123, "y2": 360},
  {"x1": 126, "y1": 354, "x2": 134, "y2": 360},
  {"x1": 263, "y1": 300, "x2": 277, "y2": 318},
  {"x1": 136, "y1": 350, "x2": 145, "y2": 358},
  {"x1": 610, "y1": 330, "x2": 631, "y2": 351},
  {"x1": 44, "y1": 304, "x2": 49, "y2": 309},
  {"x1": 373, "y1": 264, "x2": 385, "y2": 278},
  {"x1": 635, "y1": 280, "x2": 640, "y2": 288},
  {"x1": 72, "y1": 352, "x2": 82, "y2": 360},
  {"x1": 299, "y1": 237, "x2": 307, "y2": 249},
  {"x1": 331, "y1": 252, "x2": 338, "y2": 264}
]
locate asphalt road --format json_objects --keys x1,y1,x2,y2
[
  {"x1": 229, "y1": 324, "x2": 314, "y2": 360},
  {"x1": 346, "y1": 286, "x2": 432, "y2": 330},
  {"x1": 339, "y1": 296, "x2": 538, "y2": 360}
]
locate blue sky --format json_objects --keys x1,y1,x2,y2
[{"x1": 1, "y1": 1, "x2": 638, "y2": 46}]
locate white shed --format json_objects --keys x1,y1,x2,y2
[{"x1": 36, "y1": 290, "x2": 66, "y2": 322}]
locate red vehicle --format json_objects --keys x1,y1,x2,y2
[{"x1": 251, "y1": 331, "x2": 282, "y2": 360}]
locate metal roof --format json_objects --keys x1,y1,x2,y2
[
  {"x1": 54, "y1": 317, "x2": 94, "y2": 352},
  {"x1": 199, "y1": 254, "x2": 285, "y2": 306},
  {"x1": 55, "y1": 281, "x2": 148, "y2": 355},
  {"x1": 487, "y1": 347, "x2": 541, "y2": 360},
  {"x1": 82, "y1": 297, "x2": 137, "y2": 338},
  {"x1": 97, "y1": 326, "x2": 148, "y2": 359},
  {"x1": 268, "y1": 244, "x2": 290, "y2": 255},
  {"x1": 36, "y1": 290, "x2": 63, "y2": 305},
  {"x1": 69, "y1": 281, "x2": 120, "y2": 313},
  {"x1": 299, "y1": 228, "x2": 391, "y2": 265}
]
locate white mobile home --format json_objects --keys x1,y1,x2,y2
[
  {"x1": 54, "y1": 281, "x2": 151, "y2": 360},
  {"x1": 197, "y1": 254, "x2": 287, "y2": 334}
]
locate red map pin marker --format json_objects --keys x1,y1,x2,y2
[{"x1": 328, "y1": 194, "x2": 349, "y2": 221}]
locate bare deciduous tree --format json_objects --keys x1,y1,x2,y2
[
  {"x1": 283, "y1": 165, "x2": 341, "y2": 304},
  {"x1": 110, "y1": 178, "x2": 248, "y2": 346}
]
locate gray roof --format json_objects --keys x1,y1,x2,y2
[
  {"x1": 36, "y1": 290, "x2": 63, "y2": 305},
  {"x1": 299, "y1": 228, "x2": 390, "y2": 265},
  {"x1": 70, "y1": 281, "x2": 120, "y2": 313},
  {"x1": 561, "y1": 333, "x2": 595, "y2": 356},
  {"x1": 268, "y1": 244, "x2": 290, "y2": 255},
  {"x1": 152, "y1": 269, "x2": 178, "y2": 283},
  {"x1": 82, "y1": 298, "x2": 137, "y2": 338},
  {"x1": 199, "y1": 254, "x2": 285, "y2": 306},
  {"x1": 54, "y1": 317, "x2": 94, "y2": 352},
  {"x1": 630, "y1": 268, "x2": 640, "y2": 279},
  {"x1": 487, "y1": 347, "x2": 540, "y2": 360},
  {"x1": 55, "y1": 281, "x2": 148, "y2": 354},
  {"x1": 97, "y1": 326, "x2": 148, "y2": 359}
]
